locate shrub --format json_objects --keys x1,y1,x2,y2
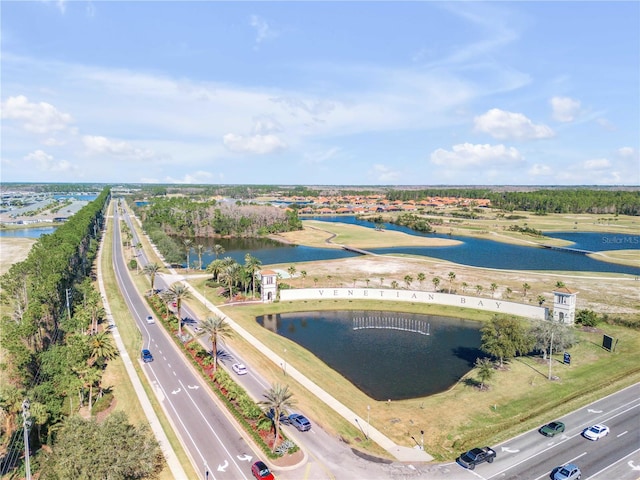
[
  {"x1": 576, "y1": 309, "x2": 600, "y2": 327},
  {"x1": 92, "y1": 393, "x2": 114, "y2": 415}
]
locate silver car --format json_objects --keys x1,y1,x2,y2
[{"x1": 553, "y1": 463, "x2": 581, "y2": 480}]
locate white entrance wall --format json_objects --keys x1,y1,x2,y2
[{"x1": 279, "y1": 288, "x2": 548, "y2": 320}]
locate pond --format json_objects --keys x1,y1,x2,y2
[{"x1": 257, "y1": 310, "x2": 483, "y2": 400}]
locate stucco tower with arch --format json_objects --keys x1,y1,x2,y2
[
  {"x1": 259, "y1": 269, "x2": 278, "y2": 303},
  {"x1": 552, "y1": 286, "x2": 578, "y2": 324}
]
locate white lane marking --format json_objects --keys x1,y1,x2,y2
[
  {"x1": 586, "y1": 447, "x2": 640, "y2": 478},
  {"x1": 532, "y1": 452, "x2": 587, "y2": 480},
  {"x1": 616, "y1": 430, "x2": 628, "y2": 438}
]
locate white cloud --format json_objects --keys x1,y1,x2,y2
[
  {"x1": 583, "y1": 158, "x2": 611, "y2": 170},
  {"x1": 551, "y1": 96, "x2": 581, "y2": 122},
  {"x1": 1, "y1": 95, "x2": 73, "y2": 134},
  {"x1": 43, "y1": 137, "x2": 66, "y2": 146},
  {"x1": 528, "y1": 164, "x2": 553, "y2": 176},
  {"x1": 302, "y1": 147, "x2": 341, "y2": 165},
  {"x1": 250, "y1": 15, "x2": 277, "y2": 45},
  {"x1": 474, "y1": 108, "x2": 554, "y2": 140},
  {"x1": 617, "y1": 147, "x2": 635, "y2": 157},
  {"x1": 223, "y1": 133, "x2": 287, "y2": 154},
  {"x1": 83, "y1": 135, "x2": 155, "y2": 160},
  {"x1": 369, "y1": 164, "x2": 401, "y2": 183},
  {"x1": 252, "y1": 116, "x2": 282, "y2": 135},
  {"x1": 163, "y1": 171, "x2": 220, "y2": 184},
  {"x1": 431, "y1": 143, "x2": 524, "y2": 167},
  {"x1": 24, "y1": 149, "x2": 74, "y2": 172}
]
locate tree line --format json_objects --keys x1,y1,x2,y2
[{"x1": 0, "y1": 190, "x2": 162, "y2": 478}]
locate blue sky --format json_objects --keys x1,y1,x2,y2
[{"x1": 2, "y1": 1, "x2": 639, "y2": 186}]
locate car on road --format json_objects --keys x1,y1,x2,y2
[
  {"x1": 288, "y1": 413, "x2": 312, "y2": 432},
  {"x1": 582, "y1": 423, "x2": 609, "y2": 440},
  {"x1": 251, "y1": 460, "x2": 274, "y2": 480},
  {"x1": 539, "y1": 421, "x2": 565, "y2": 437},
  {"x1": 456, "y1": 446, "x2": 496, "y2": 470},
  {"x1": 145, "y1": 315, "x2": 155, "y2": 324},
  {"x1": 232, "y1": 363, "x2": 248, "y2": 375},
  {"x1": 141, "y1": 349, "x2": 154, "y2": 363},
  {"x1": 553, "y1": 462, "x2": 582, "y2": 480},
  {"x1": 265, "y1": 408, "x2": 290, "y2": 425}
]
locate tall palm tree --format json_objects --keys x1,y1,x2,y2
[
  {"x1": 417, "y1": 272, "x2": 426, "y2": 289},
  {"x1": 183, "y1": 239, "x2": 193, "y2": 271},
  {"x1": 199, "y1": 316, "x2": 233, "y2": 372},
  {"x1": 432, "y1": 276, "x2": 441, "y2": 292},
  {"x1": 300, "y1": 270, "x2": 307, "y2": 287},
  {"x1": 143, "y1": 262, "x2": 161, "y2": 294},
  {"x1": 403, "y1": 275, "x2": 413, "y2": 289},
  {"x1": 490, "y1": 283, "x2": 498, "y2": 298},
  {"x1": 87, "y1": 331, "x2": 118, "y2": 366},
  {"x1": 448, "y1": 271, "x2": 456, "y2": 293},
  {"x1": 206, "y1": 258, "x2": 225, "y2": 282},
  {"x1": 522, "y1": 283, "x2": 531, "y2": 297},
  {"x1": 244, "y1": 253, "x2": 262, "y2": 298},
  {"x1": 213, "y1": 243, "x2": 225, "y2": 259},
  {"x1": 260, "y1": 384, "x2": 296, "y2": 452},
  {"x1": 288, "y1": 265, "x2": 297, "y2": 278},
  {"x1": 196, "y1": 244, "x2": 204, "y2": 270},
  {"x1": 220, "y1": 262, "x2": 241, "y2": 299},
  {"x1": 162, "y1": 282, "x2": 192, "y2": 336}
]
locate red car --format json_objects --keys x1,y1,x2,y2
[{"x1": 251, "y1": 461, "x2": 275, "y2": 480}]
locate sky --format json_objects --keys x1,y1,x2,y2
[{"x1": 1, "y1": 1, "x2": 639, "y2": 186}]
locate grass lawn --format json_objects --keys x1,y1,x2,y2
[{"x1": 219, "y1": 300, "x2": 640, "y2": 460}]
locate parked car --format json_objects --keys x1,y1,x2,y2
[
  {"x1": 553, "y1": 462, "x2": 582, "y2": 480},
  {"x1": 456, "y1": 446, "x2": 496, "y2": 470},
  {"x1": 141, "y1": 349, "x2": 153, "y2": 363},
  {"x1": 266, "y1": 408, "x2": 290, "y2": 425},
  {"x1": 232, "y1": 363, "x2": 248, "y2": 375},
  {"x1": 288, "y1": 413, "x2": 312, "y2": 432},
  {"x1": 145, "y1": 315, "x2": 155, "y2": 324},
  {"x1": 251, "y1": 460, "x2": 275, "y2": 480},
  {"x1": 539, "y1": 421, "x2": 565, "y2": 437},
  {"x1": 582, "y1": 424, "x2": 609, "y2": 441}
]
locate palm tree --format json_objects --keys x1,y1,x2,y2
[
  {"x1": 87, "y1": 331, "x2": 118, "y2": 366},
  {"x1": 143, "y1": 262, "x2": 161, "y2": 294},
  {"x1": 475, "y1": 284, "x2": 483, "y2": 296},
  {"x1": 380, "y1": 277, "x2": 384, "y2": 287},
  {"x1": 461, "y1": 281, "x2": 468, "y2": 294},
  {"x1": 505, "y1": 287, "x2": 513, "y2": 298},
  {"x1": 220, "y1": 262, "x2": 241, "y2": 299},
  {"x1": 537, "y1": 295, "x2": 546, "y2": 306},
  {"x1": 244, "y1": 254, "x2": 262, "y2": 298},
  {"x1": 313, "y1": 277, "x2": 319, "y2": 287},
  {"x1": 260, "y1": 384, "x2": 296, "y2": 452},
  {"x1": 161, "y1": 283, "x2": 192, "y2": 336},
  {"x1": 391, "y1": 280, "x2": 399, "y2": 289},
  {"x1": 206, "y1": 258, "x2": 225, "y2": 282},
  {"x1": 199, "y1": 316, "x2": 233, "y2": 372},
  {"x1": 183, "y1": 239, "x2": 193, "y2": 271},
  {"x1": 555, "y1": 281, "x2": 566, "y2": 289},
  {"x1": 196, "y1": 244, "x2": 204, "y2": 270},
  {"x1": 300, "y1": 270, "x2": 307, "y2": 287},
  {"x1": 213, "y1": 243, "x2": 225, "y2": 259},
  {"x1": 288, "y1": 265, "x2": 297, "y2": 278},
  {"x1": 417, "y1": 272, "x2": 426, "y2": 289},
  {"x1": 448, "y1": 271, "x2": 456, "y2": 293},
  {"x1": 432, "y1": 276, "x2": 441, "y2": 292},
  {"x1": 475, "y1": 358, "x2": 494, "y2": 390},
  {"x1": 522, "y1": 283, "x2": 531, "y2": 297},
  {"x1": 404, "y1": 275, "x2": 413, "y2": 289},
  {"x1": 490, "y1": 282, "x2": 498, "y2": 298}
]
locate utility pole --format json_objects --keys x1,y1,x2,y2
[
  {"x1": 65, "y1": 288, "x2": 72, "y2": 322},
  {"x1": 548, "y1": 330, "x2": 554, "y2": 380},
  {"x1": 22, "y1": 399, "x2": 32, "y2": 480}
]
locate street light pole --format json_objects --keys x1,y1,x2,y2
[
  {"x1": 367, "y1": 405, "x2": 370, "y2": 440},
  {"x1": 22, "y1": 399, "x2": 32, "y2": 480},
  {"x1": 420, "y1": 430, "x2": 424, "y2": 451},
  {"x1": 283, "y1": 349, "x2": 287, "y2": 376}
]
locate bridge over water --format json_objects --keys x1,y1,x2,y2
[{"x1": 539, "y1": 244, "x2": 595, "y2": 254}]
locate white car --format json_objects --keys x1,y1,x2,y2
[
  {"x1": 582, "y1": 424, "x2": 609, "y2": 441},
  {"x1": 232, "y1": 363, "x2": 248, "y2": 375},
  {"x1": 145, "y1": 315, "x2": 155, "y2": 324}
]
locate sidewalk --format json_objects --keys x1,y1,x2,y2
[
  {"x1": 161, "y1": 272, "x2": 434, "y2": 464},
  {"x1": 97, "y1": 221, "x2": 188, "y2": 479}
]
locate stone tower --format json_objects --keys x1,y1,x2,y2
[
  {"x1": 260, "y1": 269, "x2": 278, "y2": 303},
  {"x1": 552, "y1": 286, "x2": 578, "y2": 324}
]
